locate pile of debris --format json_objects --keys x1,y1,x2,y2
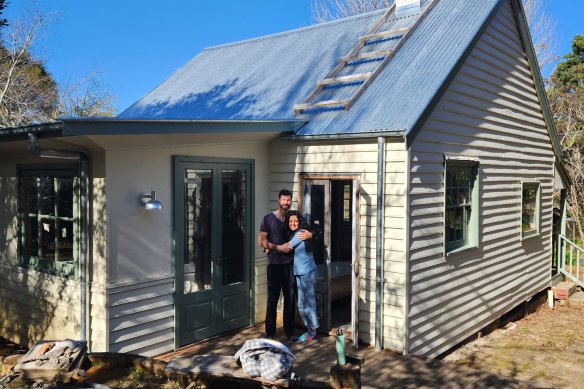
[{"x1": 0, "y1": 339, "x2": 86, "y2": 387}]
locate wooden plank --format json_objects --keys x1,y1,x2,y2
[
  {"x1": 340, "y1": 50, "x2": 393, "y2": 63},
  {"x1": 317, "y1": 72, "x2": 372, "y2": 86},
  {"x1": 359, "y1": 27, "x2": 410, "y2": 42},
  {"x1": 293, "y1": 99, "x2": 349, "y2": 114}
]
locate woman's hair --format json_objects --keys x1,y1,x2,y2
[{"x1": 286, "y1": 211, "x2": 313, "y2": 253}]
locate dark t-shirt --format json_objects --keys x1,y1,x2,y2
[{"x1": 260, "y1": 212, "x2": 293, "y2": 265}]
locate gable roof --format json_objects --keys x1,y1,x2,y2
[{"x1": 118, "y1": 0, "x2": 563, "y2": 162}]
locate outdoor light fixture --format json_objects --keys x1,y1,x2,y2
[{"x1": 140, "y1": 191, "x2": 163, "y2": 210}]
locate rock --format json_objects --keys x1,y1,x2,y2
[{"x1": 2, "y1": 354, "x2": 22, "y2": 375}]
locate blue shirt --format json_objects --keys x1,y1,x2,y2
[{"x1": 288, "y1": 231, "x2": 316, "y2": 276}]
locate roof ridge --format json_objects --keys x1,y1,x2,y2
[{"x1": 203, "y1": 9, "x2": 386, "y2": 52}]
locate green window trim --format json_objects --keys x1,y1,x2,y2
[
  {"x1": 444, "y1": 158, "x2": 480, "y2": 255},
  {"x1": 17, "y1": 164, "x2": 80, "y2": 278},
  {"x1": 521, "y1": 181, "x2": 541, "y2": 240}
]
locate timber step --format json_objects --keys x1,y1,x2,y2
[{"x1": 359, "y1": 27, "x2": 410, "y2": 42}]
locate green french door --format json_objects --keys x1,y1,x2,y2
[{"x1": 174, "y1": 156, "x2": 252, "y2": 347}]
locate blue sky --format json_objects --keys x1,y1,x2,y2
[{"x1": 3, "y1": 1, "x2": 583, "y2": 114}]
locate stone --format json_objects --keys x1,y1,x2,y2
[{"x1": 1, "y1": 354, "x2": 22, "y2": 375}]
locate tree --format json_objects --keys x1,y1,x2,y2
[
  {"x1": 311, "y1": 0, "x2": 390, "y2": 23},
  {"x1": 548, "y1": 35, "x2": 584, "y2": 243},
  {"x1": 310, "y1": 0, "x2": 557, "y2": 70},
  {"x1": 0, "y1": 2, "x2": 115, "y2": 128},
  {"x1": 58, "y1": 69, "x2": 116, "y2": 118},
  {"x1": 0, "y1": 6, "x2": 59, "y2": 127},
  {"x1": 0, "y1": 0, "x2": 7, "y2": 29}
]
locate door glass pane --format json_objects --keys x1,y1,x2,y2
[
  {"x1": 221, "y1": 170, "x2": 246, "y2": 286},
  {"x1": 184, "y1": 169, "x2": 213, "y2": 293}
]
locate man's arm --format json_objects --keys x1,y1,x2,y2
[
  {"x1": 295, "y1": 229, "x2": 313, "y2": 241},
  {"x1": 258, "y1": 231, "x2": 269, "y2": 249}
]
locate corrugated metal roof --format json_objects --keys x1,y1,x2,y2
[{"x1": 119, "y1": 0, "x2": 501, "y2": 137}]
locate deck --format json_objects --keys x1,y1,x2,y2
[{"x1": 157, "y1": 324, "x2": 533, "y2": 388}]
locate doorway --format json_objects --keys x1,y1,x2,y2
[
  {"x1": 301, "y1": 176, "x2": 360, "y2": 345},
  {"x1": 174, "y1": 156, "x2": 253, "y2": 347}
]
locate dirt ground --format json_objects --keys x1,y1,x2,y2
[
  {"x1": 2, "y1": 304, "x2": 584, "y2": 388},
  {"x1": 442, "y1": 303, "x2": 584, "y2": 388}
]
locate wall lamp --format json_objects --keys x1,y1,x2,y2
[{"x1": 140, "y1": 191, "x2": 163, "y2": 210}]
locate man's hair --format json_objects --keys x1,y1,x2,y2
[{"x1": 278, "y1": 189, "x2": 292, "y2": 198}]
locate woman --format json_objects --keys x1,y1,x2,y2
[{"x1": 275, "y1": 211, "x2": 319, "y2": 342}]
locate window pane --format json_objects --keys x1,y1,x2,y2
[
  {"x1": 21, "y1": 175, "x2": 39, "y2": 215},
  {"x1": 57, "y1": 220, "x2": 74, "y2": 262},
  {"x1": 22, "y1": 216, "x2": 39, "y2": 257},
  {"x1": 57, "y1": 177, "x2": 74, "y2": 218},
  {"x1": 40, "y1": 177, "x2": 55, "y2": 216},
  {"x1": 446, "y1": 208, "x2": 464, "y2": 244},
  {"x1": 40, "y1": 218, "x2": 56, "y2": 262},
  {"x1": 522, "y1": 184, "x2": 538, "y2": 235}
]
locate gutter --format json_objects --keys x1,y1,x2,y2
[
  {"x1": 28, "y1": 133, "x2": 90, "y2": 345},
  {"x1": 280, "y1": 130, "x2": 405, "y2": 141}
]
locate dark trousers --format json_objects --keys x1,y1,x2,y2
[{"x1": 265, "y1": 263, "x2": 296, "y2": 338}]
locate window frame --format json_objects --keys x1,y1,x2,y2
[
  {"x1": 17, "y1": 164, "x2": 80, "y2": 278},
  {"x1": 443, "y1": 158, "x2": 480, "y2": 255},
  {"x1": 520, "y1": 181, "x2": 541, "y2": 240}
]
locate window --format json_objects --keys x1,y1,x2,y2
[
  {"x1": 18, "y1": 165, "x2": 79, "y2": 277},
  {"x1": 444, "y1": 160, "x2": 479, "y2": 254},
  {"x1": 521, "y1": 182, "x2": 540, "y2": 239}
]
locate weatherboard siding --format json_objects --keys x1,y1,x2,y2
[
  {"x1": 407, "y1": 1, "x2": 554, "y2": 357},
  {"x1": 267, "y1": 139, "x2": 407, "y2": 350},
  {"x1": 107, "y1": 274, "x2": 175, "y2": 356}
]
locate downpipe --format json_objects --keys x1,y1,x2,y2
[
  {"x1": 375, "y1": 136, "x2": 385, "y2": 351},
  {"x1": 28, "y1": 133, "x2": 89, "y2": 345}
]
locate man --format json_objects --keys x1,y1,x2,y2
[{"x1": 258, "y1": 189, "x2": 310, "y2": 340}]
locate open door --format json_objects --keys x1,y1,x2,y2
[{"x1": 302, "y1": 176, "x2": 360, "y2": 346}]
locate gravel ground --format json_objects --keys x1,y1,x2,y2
[{"x1": 442, "y1": 303, "x2": 584, "y2": 388}]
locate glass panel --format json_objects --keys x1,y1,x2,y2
[
  {"x1": 40, "y1": 218, "x2": 55, "y2": 263},
  {"x1": 57, "y1": 177, "x2": 74, "y2": 218},
  {"x1": 57, "y1": 220, "x2": 74, "y2": 262},
  {"x1": 22, "y1": 216, "x2": 39, "y2": 258},
  {"x1": 343, "y1": 184, "x2": 351, "y2": 222},
  {"x1": 20, "y1": 175, "x2": 39, "y2": 215},
  {"x1": 221, "y1": 170, "x2": 246, "y2": 286},
  {"x1": 184, "y1": 169, "x2": 213, "y2": 293},
  {"x1": 40, "y1": 176, "x2": 55, "y2": 216},
  {"x1": 445, "y1": 207, "x2": 464, "y2": 244},
  {"x1": 522, "y1": 184, "x2": 538, "y2": 234}
]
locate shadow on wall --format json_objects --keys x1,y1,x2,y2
[{"x1": 0, "y1": 176, "x2": 80, "y2": 347}]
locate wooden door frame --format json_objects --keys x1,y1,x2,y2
[{"x1": 298, "y1": 173, "x2": 361, "y2": 347}]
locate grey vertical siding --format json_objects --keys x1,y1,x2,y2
[
  {"x1": 107, "y1": 274, "x2": 174, "y2": 356},
  {"x1": 407, "y1": 0, "x2": 554, "y2": 357},
  {"x1": 267, "y1": 140, "x2": 407, "y2": 350}
]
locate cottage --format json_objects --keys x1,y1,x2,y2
[{"x1": 0, "y1": 0, "x2": 569, "y2": 358}]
